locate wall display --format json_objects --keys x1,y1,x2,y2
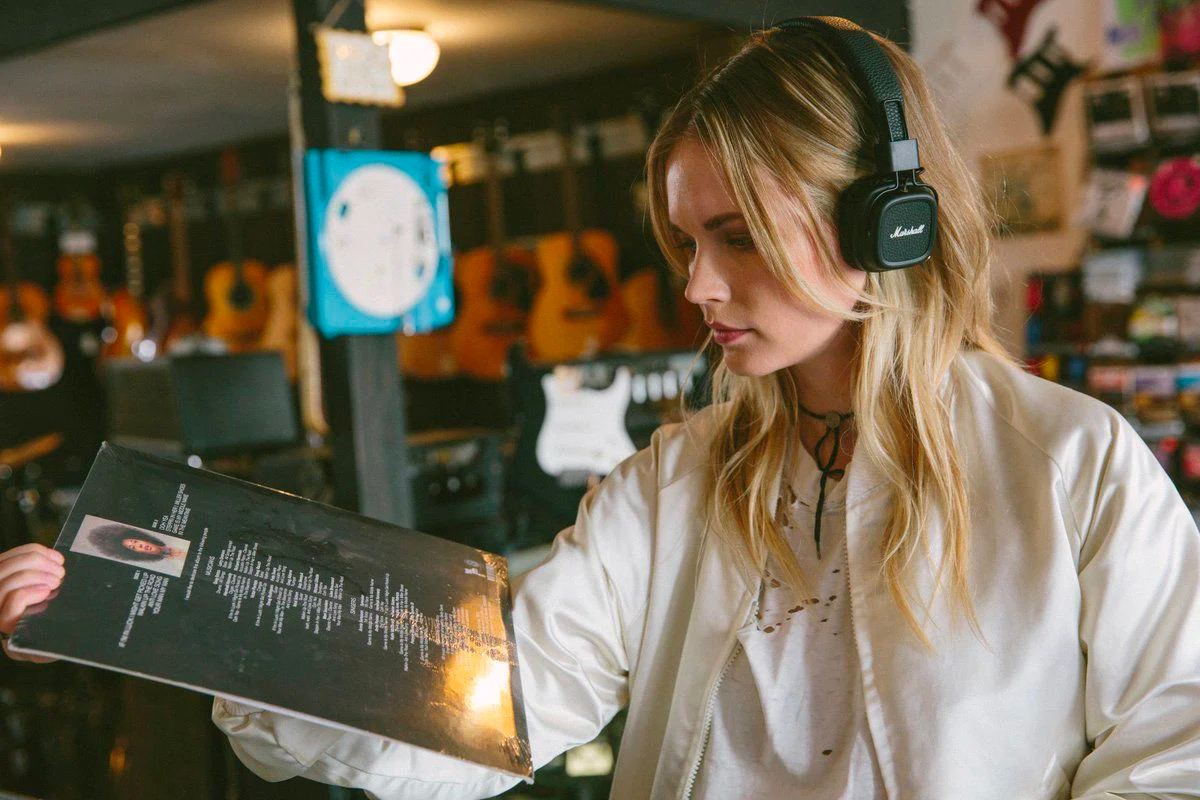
[
  {"x1": 1075, "y1": 167, "x2": 1150, "y2": 240},
  {"x1": 314, "y1": 27, "x2": 403, "y2": 107},
  {"x1": 1098, "y1": 0, "x2": 1163, "y2": 72},
  {"x1": 1147, "y1": 70, "x2": 1200, "y2": 141},
  {"x1": 1147, "y1": 155, "x2": 1200, "y2": 221},
  {"x1": 303, "y1": 148, "x2": 454, "y2": 337},
  {"x1": 1084, "y1": 76, "x2": 1151, "y2": 153},
  {"x1": 1082, "y1": 247, "x2": 1144, "y2": 303},
  {"x1": 1159, "y1": 0, "x2": 1200, "y2": 63},
  {"x1": 976, "y1": 0, "x2": 1050, "y2": 59},
  {"x1": 9, "y1": 443, "x2": 532, "y2": 778},
  {"x1": 979, "y1": 143, "x2": 1065, "y2": 234},
  {"x1": 1006, "y1": 26, "x2": 1088, "y2": 134}
]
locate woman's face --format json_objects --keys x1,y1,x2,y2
[
  {"x1": 665, "y1": 137, "x2": 866, "y2": 377},
  {"x1": 123, "y1": 537, "x2": 163, "y2": 555}
]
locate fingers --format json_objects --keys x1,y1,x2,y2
[
  {"x1": 0, "y1": 548, "x2": 65, "y2": 587},
  {"x1": 0, "y1": 543, "x2": 64, "y2": 567},
  {"x1": 0, "y1": 580, "x2": 58, "y2": 631},
  {"x1": 0, "y1": 545, "x2": 64, "y2": 663}
]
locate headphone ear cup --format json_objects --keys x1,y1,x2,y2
[
  {"x1": 835, "y1": 175, "x2": 894, "y2": 271},
  {"x1": 873, "y1": 183, "x2": 938, "y2": 270},
  {"x1": 837, "y1": 176, "x2": 938, "y2": 271}
]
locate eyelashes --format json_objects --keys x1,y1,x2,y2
[{"x1": 672, "y1": 236, "x2": 755, "y2": 253}]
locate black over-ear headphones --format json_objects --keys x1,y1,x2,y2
[{"x1": 774, "y1": 16, "x2": 939, "y2": 272}]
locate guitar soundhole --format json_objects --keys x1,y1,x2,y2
[{"x1": 229, "y1": 280, "x2": 255, "y2": 310}]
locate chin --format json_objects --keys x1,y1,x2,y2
[{"x1": 719, "y1": 348, "x2": 783, "y2": 378}]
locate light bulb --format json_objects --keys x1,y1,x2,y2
[{"x1": 374, "y1": 29, "x2": 440, "y2": 87}]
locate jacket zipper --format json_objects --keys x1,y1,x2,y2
[{"x1": 680, "y1": 639, "x2": 742, "y2": 799}]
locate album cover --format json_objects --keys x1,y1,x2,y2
[{"x1": 9, "y1": 442, "x2": 532, "y2": 778}]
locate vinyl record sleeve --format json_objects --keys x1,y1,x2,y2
[{"x1": 9, "y1": 442, "x2": 532, "y2": 779}]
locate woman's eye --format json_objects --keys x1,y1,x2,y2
[
  {"x1": 727, "y1": 236, "x2": 755, "y2": 250},
  {"x1": 675, "y1": 240, "x2": 696, "y2": 253}
]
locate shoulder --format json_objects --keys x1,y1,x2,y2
[
  {"x1": 951, "y1": 348, "x2": 1163, "y2": 539},
  {"x1": 952, "y1": 348, "x2": 1127, "y2": 460}
]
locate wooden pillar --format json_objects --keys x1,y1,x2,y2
[{"x1": 290, "y1": 0, "x2": 414, "y2": 527}]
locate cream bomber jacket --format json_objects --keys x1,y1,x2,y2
[{"x1": 212, "y1": 349, "x2": 1200, "y2": 799}]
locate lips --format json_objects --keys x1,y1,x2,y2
[{"x1": 707, "y1": 322, "x2": 751, "y2": 345}]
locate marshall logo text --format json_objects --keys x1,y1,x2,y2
[{"x1": 890, "y1": 224, "x2": 925, "y2": 239}]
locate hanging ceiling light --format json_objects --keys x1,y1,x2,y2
[{"x1": 372, "y1": 28, "x2": 440, "y2": 87}]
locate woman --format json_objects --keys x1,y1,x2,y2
[
  {"x1": 5, "y1": 17, "x2": 1200, "y2": 798},
  {"x1": 84, "y1": 524, "x2": 188, "y2": 565}
]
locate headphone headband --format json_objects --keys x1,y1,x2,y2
[{"x1": 774, "y1": 16, "x2": 920, "y2": 175}]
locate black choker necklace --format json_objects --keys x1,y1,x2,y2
[{"x1": 796, "y1": 401, "x2": 853, "y2": 560}]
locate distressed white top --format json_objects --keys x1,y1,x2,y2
[{"x1": 694, "y1": 447, "x2": 886, "y2": 799}]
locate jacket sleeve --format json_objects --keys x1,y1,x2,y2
[
  {"x1": 1070, "y1": 412, "x2": 1200, "y2": 799},
  {"x1": 213, "y1": 439, "x2": 656, "y2": 799}
]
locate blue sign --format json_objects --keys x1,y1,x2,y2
[{"x1": 303, "y1": 148, "x2": 454, "y2": 337}]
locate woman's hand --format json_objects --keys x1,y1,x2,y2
[{"x1": 0, "y1": 543, "x2": 64, "y2": 663}]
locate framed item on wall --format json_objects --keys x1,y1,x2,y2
[{"x1": 979, "y1": 143, "x2": 1066, "y2": 235}]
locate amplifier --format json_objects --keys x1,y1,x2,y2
[
  {"x1": 104, "y1": 352, "x2": 298, "y2": 459},
  {"x1": 406, "y1": 427, "x2": 508, "y2": 548}
]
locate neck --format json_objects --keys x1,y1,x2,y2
[{"x1": 786, "y1": 322, "x2": 858, "y2": 414}]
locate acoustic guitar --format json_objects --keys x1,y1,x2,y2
[
  {"x1": 202, "y1": 147, "x2": 269, "y2": 352},
  {"x1": 103, "y1": 189, "x2": 151, "y2": 360},
  {"x1": 616, "y1": 95, "x2": 703, "y2": 352},
  {"x1": 451, "y1": 122, "x2": 538, "y2": 380},
  {"x1": 398, "y1": 127, "x2": 460, "y2": 380},
  {"x1": 52, "y1": 203, "x2": 106, "y2": 324},
  {"x1": 258, "y1": 263, "x2": 299, "y2": 381},
  {"x1": 0, "y1": 199, "x2": 64, "y2": 392},
  {"x1": 527, "y1": 107, "x2": 627, "y2": 362}
]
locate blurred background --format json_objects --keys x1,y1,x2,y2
[{"x1": 0, "y1": 1, "x2": 1197, "y2": 798}]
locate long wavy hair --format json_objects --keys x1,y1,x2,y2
[{"x1": 645, "y1": 22, "x2": 1012, "y2": 646}]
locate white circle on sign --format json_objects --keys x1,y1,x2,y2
[{"x1": 322, "y1": 163, "x2": 438, "y2": 318}]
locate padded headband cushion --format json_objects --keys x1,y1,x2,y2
[{"x1": 773, "y1": 16, "x2": 908, "y2": 143}]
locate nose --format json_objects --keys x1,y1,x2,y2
[{"x1": 683, "y1": 250, "x2": 730, "y2": 308}]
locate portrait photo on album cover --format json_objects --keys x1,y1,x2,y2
[{"x1": 70, "y1": 515, "x2": 192, "y2": 578}]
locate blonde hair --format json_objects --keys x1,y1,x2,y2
[{"x1": 645, "y1": 23, "x2": 1012, "y2": 646}]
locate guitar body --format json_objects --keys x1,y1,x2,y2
[
  {"x1": 451, "y1": 244, "x2": 537, "y2": 380},
  {"x1": 103, "y1": 288, "x2": 149, "y2": 359},
  {"x1": 399, "y1": 325, "x2": 458, "y2": 379},
  {"x1": 528, "y1": 229, "x2": 626, "y2": 362},
  {"x1": 53, "y1": 252, "x2": 106, "y2": 322},
  {"x1": 201, "y1": 258, "x2": 269, "y2": 352},
  {"x1": 617, "y1": 267, "x2": 704, "y2": 352},
  {"x1": 0, "y1": 282, "x2": 64, "y2": 392},
  {"x1": 258, "y1": 264, "x2": 299, "y2": 380}
]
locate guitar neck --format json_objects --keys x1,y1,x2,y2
[
  {"x1": 164, "y1": 175, "x2": 193, "y2": 304},
  {"x1": 482, "y1": 134, "x2": 509, "y2": 253},
  {"x1": 555, "y1": 109, "x2": 584, "y2": 237},
  {"x1": 220, "y1": 148, "x2": 247, "y2": 277}
]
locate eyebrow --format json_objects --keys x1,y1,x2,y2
[{"x1": 668, "y1": 212, "x2": 744, "y2": 235}]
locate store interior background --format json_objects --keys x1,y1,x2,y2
[{"x1": 1, "y1": 0, "x2": 1194, "y2": 798}]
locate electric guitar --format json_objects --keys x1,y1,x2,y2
[{"x1": 103, "y1": 189, "x2": 151, "y2": 360}]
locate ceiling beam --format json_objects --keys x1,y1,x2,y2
[
  {"x1": 568, "y1": 0, "x2": 910, "y2": 48},
  {"x1": 0, "y1": 0, "x2": 207, "y2": 61}
]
